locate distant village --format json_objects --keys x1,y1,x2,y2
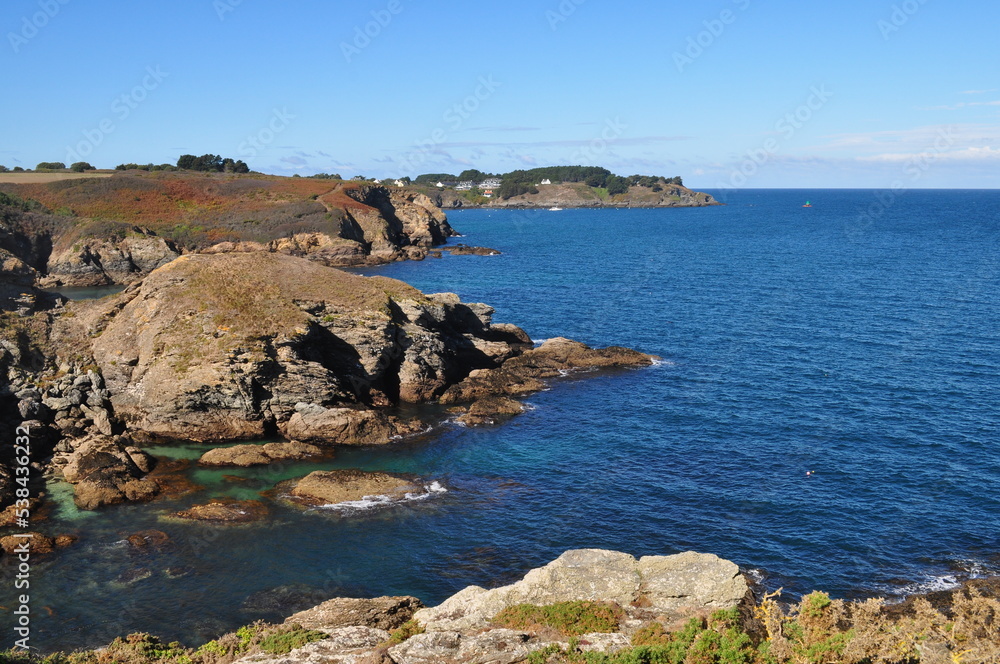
[{"x1": 372, "y1": 176, "x2": 507, "y2": 198}]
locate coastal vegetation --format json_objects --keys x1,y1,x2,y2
[{"x1": 3, "y1": 583, "x2": 998, "y2": 663}]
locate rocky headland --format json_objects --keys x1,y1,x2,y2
[
  {"x1": 428, "y1": 181, "x2": 719, "y2": 210},
  {"x1": 1, "y1": 175, "x2": 458, "y2": 289},
  {"x1": 1, "y1": 202, "x2": 655, "y2": 514}
]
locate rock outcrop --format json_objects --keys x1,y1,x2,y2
[
  {"x1": 230, "y1": 549, "x2": 750, "y2": 664},
  {"x1": 78, "y1": 252, "x2": 541, "y2": 443},
  {"x1": 42, "y1": 231, "x2": 181, "y2": 288},
  {"x1": 58, "y1": 434, "x2": 159, "y2": 510},
  {"x1": 284, "y1": 596, "x2": 424, "y2": 633},
  {"x1": 414, "y1": 549, "x2": 750, "y2": 632}
]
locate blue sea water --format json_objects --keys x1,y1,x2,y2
[{"x1": 3, "y1": 189, "x2": 999, "y2": 651}]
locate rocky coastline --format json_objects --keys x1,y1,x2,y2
[
  {"x1": 10, "y1": 548, "x2": 999, "y2": 663},
  {"x1": 1, "y1": 190, "x2": 656, "y2": 520}
]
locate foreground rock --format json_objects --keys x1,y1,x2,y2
[
  {"x1": 415, "y1": 549, "x2": 749, "y2": 632},
  {"x1": 231, "y1": 549, "x2": 749, "y2": 664},
  {"x1": 199, "y1": 441, "x2": 324, "y2": 467},
  {"x1": 285, "y1": 596, "x2": 424, "y2": 633},
  {"x1": 275, "y1": 470, "x2": 429, "y2": 508},
  {"x1": 57, "y1": 434, "x2": 159, "y2": 510}
]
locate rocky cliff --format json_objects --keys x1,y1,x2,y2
[
  {"x1": 0, "y1": 177, "x2": 458, "y2": 288},
  {"x1": 58, "y1": 252, "x2": 650, "y2": 446}
]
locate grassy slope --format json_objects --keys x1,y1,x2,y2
[{"x1": 0, "y1": 172, "x2": 391, "y2": 251}]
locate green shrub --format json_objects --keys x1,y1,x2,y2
[
  {"x1": 381, "y1": 620, "x2": 425, "y2": 647},
  {"x1": 493, "y1": 601, "x2": 625, "y2": 637}
]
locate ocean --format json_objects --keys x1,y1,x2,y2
[{"x1": 4, "y1": 189, "x2": 999, "y2": 651}]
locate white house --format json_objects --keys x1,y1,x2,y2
[
  {"x1": 394, "y1": 179, "x2": 406, "y2": 187},
  {"x1": 436, "y1": 182, "x2": 445, "y2": 188},
  {"x1": 539, "y1": 178, "x2": 552, "y2": 185},
  {"x1": 481, "y1": 177, "x2": 502, "y2": 189},
  {"x1": 455, "y1": 181, "x2": 475, "y2": 191}
]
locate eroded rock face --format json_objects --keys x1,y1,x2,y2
[
  {"x1": 44, "y1": 234, "x2": 180, "y2": 287},
  {"x1": 285, "y1": 596, "x2": 424, "y2": 633},
  {"x1": 414, "y1": 549, "x2": 750, "y2": 632},
  {"x1": 275, "y1": 470, "x2": 427, "y2": 508},
  {"x1": 81, "y1": 253, "x2": 534, "y2": 443},
  {"x1": 59, "y1": 434, "x2": 159, "y2": 510}
]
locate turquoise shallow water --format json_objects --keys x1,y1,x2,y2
[{"x1": 3, "y1": 189, "x2": 1000, "y2": 651}]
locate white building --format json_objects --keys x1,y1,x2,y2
[
  {"x1": 455, "y1": 181, "x2": 475, "y2": 191},
  {"x1": 394, "y1": 179, "x2": 407, "y2": 187},
  {"x1": 539, "y1": 178, "x2": 552, "y2": 185},
  {"x1": 481, "y1": 177, "x2": 503, "y2": 189}
]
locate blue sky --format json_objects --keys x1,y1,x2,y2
[{"x1": 2, "y1": 0, "x2": 998, "y2": 188}]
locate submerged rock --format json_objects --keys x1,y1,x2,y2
[
  {"x1": 125, "y1": 529, "x2": 171, "y2": 550},
  {"x1": 275, "y1": 470, "x2": 428, "y2": 508},
  {"x1": 170, "y1": 499, "x2": 269, "y2": 523}
]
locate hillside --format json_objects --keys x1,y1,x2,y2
[
  {"x1": 427, "y1": 180, "x2": 718, "y2": 209},
  {"x1": 0, "y1": 171, "x2": 455, "y2": 287}
]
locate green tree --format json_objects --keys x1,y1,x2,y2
[
  {"x1": 605, "y1": 175, "x2": 629, "y2": 196},
  {"x1": 36, "y1": 161, "x2": 66, "y2": 170},
  {"x1": 70, "y1": 161, "x2": 96, "y2": 172},
  {"x1": 0, "y1": 165, "x2": 9, "y2": 173}
]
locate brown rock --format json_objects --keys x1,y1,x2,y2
[
  {"x1": 284, "y1": 596, "x2": 424, "y2": 632},
  {"x1": 170, "y1": 499, "x2": 269, "y2": 523},
  {"x1": 457, "y1": 396, "x2": 525, "y2": 426},
  {"x1": 445, "y1": 245, "x2": 502, "y2": 256},
  {"x1": 1, "y1": 532, "x2": 55, "y2": 555},
  {"x1": 126, "y1": 529, "x2": 171, "y2": 549},
  {"x1": 280, "y1": 406, "x2": 407, "y2": 446},
  {"x1": 277, "y1": 470, "x2": 426, "y2": 508},
  {"x1": 54, "y1": 535, "x2": 79, "y2": 548},
  {"x1": 198, "y1": 441, "x2": 324, "y2": 467},
  {"x1": 506, "y1": 337, "x2": 657, "y2": 379},
  {"x1": 61, "y1": 435, "x2": 160, "y2": 510}
]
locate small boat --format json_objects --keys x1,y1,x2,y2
[
  {"x1": 549, "y1": 206, "x2": 563, "y2": 211},
  {"x1": 802, "y1": 201, "x2": 813, "y2": 208}
]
